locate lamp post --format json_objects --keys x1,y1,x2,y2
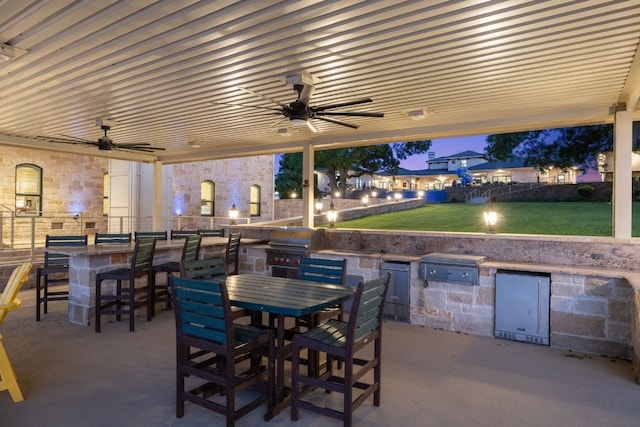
[
  {"x1": 483, "y1": 204, "x2": 498, "y2": 234},
  {"x1": 326, "y1": 201, "x2": 337, "y2": 228},
  {"x1": 315, "y1": 200, "x2": 323, "y2": 214},
  {"x1": 229, "y1": 203, "x2": 238, "y2": 225},
  {"x1": 361, "y1": 195, "x2": 369, "y2": 207}
]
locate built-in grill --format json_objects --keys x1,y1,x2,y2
[
  {"x1": 266, "y1": 227, "x2": 327, "y2": 278},
  {"x1": 419, "y1": 253, "x2": 486, "y2": 286}
]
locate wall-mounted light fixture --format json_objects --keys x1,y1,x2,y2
[
  {"x1": 326, "y1": 201, "x2": 337, "y2": 228},
  {"x1": 315, "y1": 200, "x2": 323, "y2": 214},
  {"x1": 229, "y1": 203, "x2": 238, "y2": 225}
]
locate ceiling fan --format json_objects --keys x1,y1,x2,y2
[
  {"x1": 212, "y1": 82, "x2": 384, "y2": 132},
  {"x1": 37, "y1": 125, "x2": 166, "y2": 153}
]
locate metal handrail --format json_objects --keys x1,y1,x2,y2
[{"x1": 0, "y1": 212, "x2": 252, "y2": 255}]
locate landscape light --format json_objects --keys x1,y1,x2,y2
[
  {"x1": 483, "y1": 205, "x2": 498, "y2": 234},
  {"x1": 326, "y1": 202, "x2": 337, "y2": 228}
]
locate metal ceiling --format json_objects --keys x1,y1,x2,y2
[{"x1": 0, "y1": 0, "x2": 639, "y2": 164}]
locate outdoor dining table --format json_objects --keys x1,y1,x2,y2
[{"x1": 223, "y1": 273, "x2": 356, "y2": 421}]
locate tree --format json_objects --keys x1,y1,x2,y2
[
  {"x1": 274, "y1": 141, "x2": 432, "y2": 199},
  {"x1": 485, "y1": 125, "x2": 617, "y2": 172},
  {"x1": 315, "y1": 141, "x2": 432, "y2": 196},
  {"x1": 274, "y1": 152, "x2": 303, "y2": 199}
]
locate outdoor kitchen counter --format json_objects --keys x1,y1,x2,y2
[
  {"x1": 52, "y1": 237, "x2": 264, "y2": 326},
  {"x1": 481, "y1": 260, "x2": 640, "y2": 290}
]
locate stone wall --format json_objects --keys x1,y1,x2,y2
[{"x1": 446, "y1": 182, "x2": 614, "y2": 203}]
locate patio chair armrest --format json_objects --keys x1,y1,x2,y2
[{"x1": 0, "y1": 298, "x2": 22, "y2": 311}]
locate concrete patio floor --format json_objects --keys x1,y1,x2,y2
[{"x1": 2, "y1": 287, "x2": 640, "y2": 427}]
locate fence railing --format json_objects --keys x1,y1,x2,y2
[{"x1": 0, "y1": 210, "x2": 251, "y2": 256}]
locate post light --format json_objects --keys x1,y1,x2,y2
[
  {"x1": 290, "y1": 191, "x2": 297, "y2": 199},
  {"x1": 315, "y1": 200, "x2": 323, "y2": 214},
  {"x1": 371, "y1": 190, "x2": 377, "y2": 198},
  {"x1": 229, "y1": 203, "x2": 239, "y2": 225},
  {"x1": 394, "y1": 192, "x2": 402, "y2": 202},
  {"x1": 334, "y1": 191, "x2": 341, "y2": 198},
  {"x1": 483, "y1": 204, "x2": 498, "y2": 234},
  {"x1": 326, "y1": 201, "x2": 338, "y2": 228},
  {"x1": 361, "y1": 195, "x2": 369, "y2": 207},
  {"x1": 418, "y1": 190, "x2": 425, "y2": 198}
]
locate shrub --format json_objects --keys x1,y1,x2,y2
[{"x1": 577, "y1": 185, "x2": 594, "y2": 200}]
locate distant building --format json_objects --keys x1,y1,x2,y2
[{"x1": 371, "y1": 151, "x2": 601, "y2": 191}]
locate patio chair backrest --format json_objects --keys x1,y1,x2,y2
[
  {"x1": 181, "y1": 234, "x2": 202, "y2": 263},
  {"x1": 134, "y1": 231, "x2": 167, "y2": 241},
  {"x1": 347, "y1": 272, "x2": 392, "y2": 343},
  {"x1": 180, "y1": 257, "x2": 226, "y2": 281},
  {"x1": 95, "y1": 233, "x2": 132, "y2": 245},
  {"x1": 298, "y1": 257, "x2": 347, "y2": 285},
  {"x1": 170, "y1": 275, "x2": 232, "y2": 345},
  {"x1": 224, "y1": 232, "x2": 242, "y2": 276},
  {"x1": 170, "y1": 230, "x2": 199, "y2": 240},
  {"x1": 198, "y1": 229, "x2": 225, "y2": 237},
  {"x1": 131, "y1": 238, "x2": 156, "y2": 273},
  {"x1": 43, "y1": 235, "x2": 88, "y2": 268}
]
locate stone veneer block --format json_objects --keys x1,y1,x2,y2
[
  {"x1": 452, "y1": 312, "x2": 494, "y2": 336},
  {"x1": 551, "y1": 311, "x2": 605, "y2": 337},
  {"x1": 608, "y1": 300, "x2": 631, "y2": 323},
  {"x1": 585, "y1": 276, "x2": 614, "y2": 297}
]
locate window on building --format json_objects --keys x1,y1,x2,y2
[
  {"x1": 201, "y1": 180, "x2": 215, "y2": 216},
  {"x1": 15, "y1": 164, "x2": 42, "y2": 216},
  {"x1": 460, "y1": 159, "x2": 468, "y2": 167},
  {"x1": 557, "y1": 174, "x2": 565, "y2": 183},
  {"x1": 250, "y1": 184, "x2": 261, "y2": 217},
  {"x1": 103, "y1": 173, "x2": 109, "y2": 216}
]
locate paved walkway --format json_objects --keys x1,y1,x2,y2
[{"x1": 2, "y1": 287, "x2": 640, "y2": 427}]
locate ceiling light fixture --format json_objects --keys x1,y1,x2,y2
[
  {"x1": 407, "y1": 109, "x2": 427, "y2": 120},
  {"x1": 277, "y1": 128, "x2": 292, "y2": 136}
]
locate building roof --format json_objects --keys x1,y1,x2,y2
[
  {"x1": 430, "y1": 151, "x2": 486, "y2": 162},
  {"x1": 468, "y1": 157, "x2": 529, "y2": 171}
]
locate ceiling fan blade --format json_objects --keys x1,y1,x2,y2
[
  {"x1": 237, "y1": 87, "x2": 289, "y2": 108},
  {"x1": 116, "y1": 144, "x2": 166, "y2": 151},
  {"x1": 37, "y1": 135, "x2": 98, "y2": 146},
  {"x1": 60, "y1": 134, "x2": 96, "y2": 143},
  {"x1": 312, "y1": 97, "x2": 373, "y2": 111},
  {"x1": 316, "y1": 110, "x2": 384, "y2": 118},
  {"x1": 313, "y1": 116, "x2": 359, "y2": 129},
  {"x1": 296, "y1": 84, "x2": 315, "y2": 106},
  {"x1": 306, "y1": 120, "x2": 318, "y2": 133},
  {"x1": 211, "y1": 100, "x2": 281, "y2": 112},
  {"x1": 268, "y1": 117, "x2": 290, "y2": 128}
]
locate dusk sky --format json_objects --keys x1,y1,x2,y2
[{"x1": 399, "y1": 134, "x2": 487, "y2": 170}]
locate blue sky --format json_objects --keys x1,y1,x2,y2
[{"x1": 399, "y1": 134, "x2": 487, "y2": 170}]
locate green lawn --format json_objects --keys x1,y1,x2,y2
[{"x1": 334, "y1": 202, "x2": 640, "y2": 236}]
